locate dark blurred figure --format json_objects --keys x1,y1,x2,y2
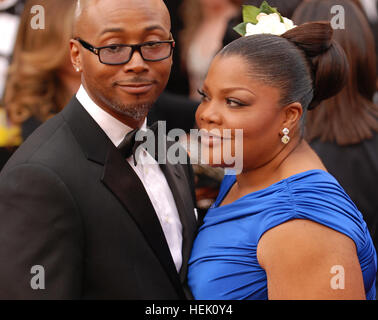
[
  {"x1": 164, "y1": 0, "x2": 189, "y2": 96},
  {"x1": 223, "y1": 0, "x2": 303, "y2": 45},
  {"x1": 293, "y1": 0, "x2": 378, "y2": 262},
  {"x1": 149, "y1": 91, "x2": 199, "y2": 133}
]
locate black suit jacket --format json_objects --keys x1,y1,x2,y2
[{"x1": 0, "y1": 97, "x2": 198, "y2": 299}]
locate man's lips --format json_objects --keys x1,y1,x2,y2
[{"x1": 115, "y1": 81, "x2": 156, "y2": 95}]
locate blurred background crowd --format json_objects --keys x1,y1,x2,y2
[{"x1": 0, "y1": 0, "x2": 377, "y2": 262}]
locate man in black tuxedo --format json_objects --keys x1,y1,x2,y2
[{"x1": 0, "y1": 0, "x2": 198, "y2": 299}]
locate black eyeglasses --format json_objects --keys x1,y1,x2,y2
[{"x1": 75, "y1": 38, "x2": 175, "y2": 65}]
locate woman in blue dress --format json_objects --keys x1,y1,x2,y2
[{"x1": 187, "y1": 18, "x2": 377, "y2": 299}]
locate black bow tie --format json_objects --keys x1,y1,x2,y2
[{"x1": 118, "y1": 122, "x2": 159, "y2": 165}]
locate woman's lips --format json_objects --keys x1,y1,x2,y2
[
  {"x1": 200, "y1": 130, "x2": 232, "y2": 147},
  {"x1": 116, "y1": 83, "x2": 154, "y2": 95}
]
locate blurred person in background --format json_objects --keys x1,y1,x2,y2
[
  {"x1": 360, "y1": 0, "x2": 378, "y2": 83},
  {"x1": 293, "y1": 0, "x2": 378, "y2": 283},
  {"x1": 242, "y1": 0, "x2": 303, "y2": 18},
  {"x1": 1, "y1": 0, "x2": 80, "y2": 153},
  {"x1": 164, "y1": 0, "x2": 189, "y2": 96},
  {"x1": 180, "y1": 0, "x2": 242, "y2": 101},
  {"x1": 360, "y1": 0, "x2": 378, "y2": 103},
  {"x1": 0, "y1": 0, "x2": 24, "y2": 168},
  {"x1": 0, "y1": 0, "x2": 24, "y2": 98}
]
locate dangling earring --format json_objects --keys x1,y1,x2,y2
[
  {"x1": 281, "y1": 128, "x2": 290, "y2": 144},
  {"x1": 75, "y1": 67, "x2": 80, "y2": 72}
]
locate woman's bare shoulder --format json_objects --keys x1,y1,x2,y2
[{"x1": 257, "y1": 219, "x2": 365, "y2": 300}]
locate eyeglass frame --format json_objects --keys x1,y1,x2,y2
[{"x1": 74, "y1": 37, "x2": 176, "y2": 65}]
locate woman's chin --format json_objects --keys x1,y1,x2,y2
[{"x1": 206, "y1": 161, "x2": 235, "y2": 169}]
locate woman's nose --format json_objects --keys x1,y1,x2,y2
[{"x1": 197, "y1": 102, "x2": 222, "y2": 125}]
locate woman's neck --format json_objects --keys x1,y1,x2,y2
[{"x1": 233, "y1": 139, "x2": 324, "y2": 196}]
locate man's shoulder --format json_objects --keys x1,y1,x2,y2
[{"x1": 1, "y1": 113, "x2": 80, "y2": 173}]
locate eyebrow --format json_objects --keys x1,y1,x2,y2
[
  {"x1": 220, "y1": 87, "x2": 256, "y2": 96},
  {"x1": 99, "y1": 25, "x2": 168, "y2": 37},
  {"x1": 144, "y1": 25, "x2": 167, "y2": 33},
  {"x1": 99, "y1": 27, "x2": 125, "y2": 36}
]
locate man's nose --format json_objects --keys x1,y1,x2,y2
[{"x1": 122, "y1": 49, "x2": 149, "y2": 74}]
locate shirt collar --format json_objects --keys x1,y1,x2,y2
[{"x1": 76, "y1": 84, "x2": 147, "y2": 147}]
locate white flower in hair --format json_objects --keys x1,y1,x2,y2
[
  {"x1": 245, "y1": 13, "x2": 296, "y2": 36},
  {"x1": 234, "y1": 1, "x2": 297, "y2": 37}
]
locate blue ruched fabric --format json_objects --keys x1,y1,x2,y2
[{"x1": 188, "y1": 170, "x2": 377, "y2": 300}]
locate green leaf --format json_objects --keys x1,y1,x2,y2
[
  {"x1": 259, "y1": 1, "x2": 274, "y2": 14},
  {"x1": 242, "y1": 5, "x2": 260, "y2": 24},
  {"x1": 233, "y1": 22, "x2": 249, "y2": 36},
  {"x1": 259, "y1": 1, "x2": 284, "y2": 22}
]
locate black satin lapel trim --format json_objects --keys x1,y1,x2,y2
[
  {"x1": 101, "y1": 146, "x2": 186, "y2": 299},
  {"x1": 160, "y1": 162, "x2": 198, "y2": 284},
  {"x1": 61, "y1": 97, "x2": 110, "y2": 165}
]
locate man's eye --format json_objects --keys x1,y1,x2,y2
[
  {"x1": 145, "y1": 42, "x2": 162, "y2": 49},
  {"x1": 104, "y1": 46, "x2": 122, "y2": 53}
]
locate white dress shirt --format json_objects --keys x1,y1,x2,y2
[{"x1": 76, "y1": 85, "x2": 183, "y2": 272}]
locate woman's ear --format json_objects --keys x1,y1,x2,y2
[{"x1": 281, "y1": 102, "x2": 303, "y2": 131}]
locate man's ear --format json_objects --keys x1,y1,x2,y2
[
  {"x1": 70, "y1": 39, "x2": 82, "y2": 72},
  {"x1": 281, "y1": 102, "x2": 303, "y2": 131}
]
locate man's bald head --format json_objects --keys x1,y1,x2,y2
[{"x1": 73, "y1": 0, "x2": 171, "y2": 37}]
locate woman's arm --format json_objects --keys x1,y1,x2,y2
[{"x1": 257, "y1": 219, "x2": 366, "y2": 300}]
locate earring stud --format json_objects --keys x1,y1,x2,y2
[{"x1": 281, "y1": 128, "x2": 290, "y2": 144}]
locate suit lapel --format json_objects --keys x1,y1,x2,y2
[
  {"x1": 101, "y1": 147, "x2": 186, "y2": 299},
  {"x1": 62, "y1": 98, "x2": 186, "y2": 299}
]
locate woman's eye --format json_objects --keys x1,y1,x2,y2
[
  {"x1": 226, "y1": 98, "x2": 245, "y2": 108},
  {"x1": 197, "y1": 89, "x2": 210, "y2": 102}
]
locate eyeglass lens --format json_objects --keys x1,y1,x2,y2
[{"x1": 99, "y1": 42, "x2": 172, "y2": 64}]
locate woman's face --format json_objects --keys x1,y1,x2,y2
[{"x1": 195, "y1": 54, "x2": 288, "y2": 172}]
